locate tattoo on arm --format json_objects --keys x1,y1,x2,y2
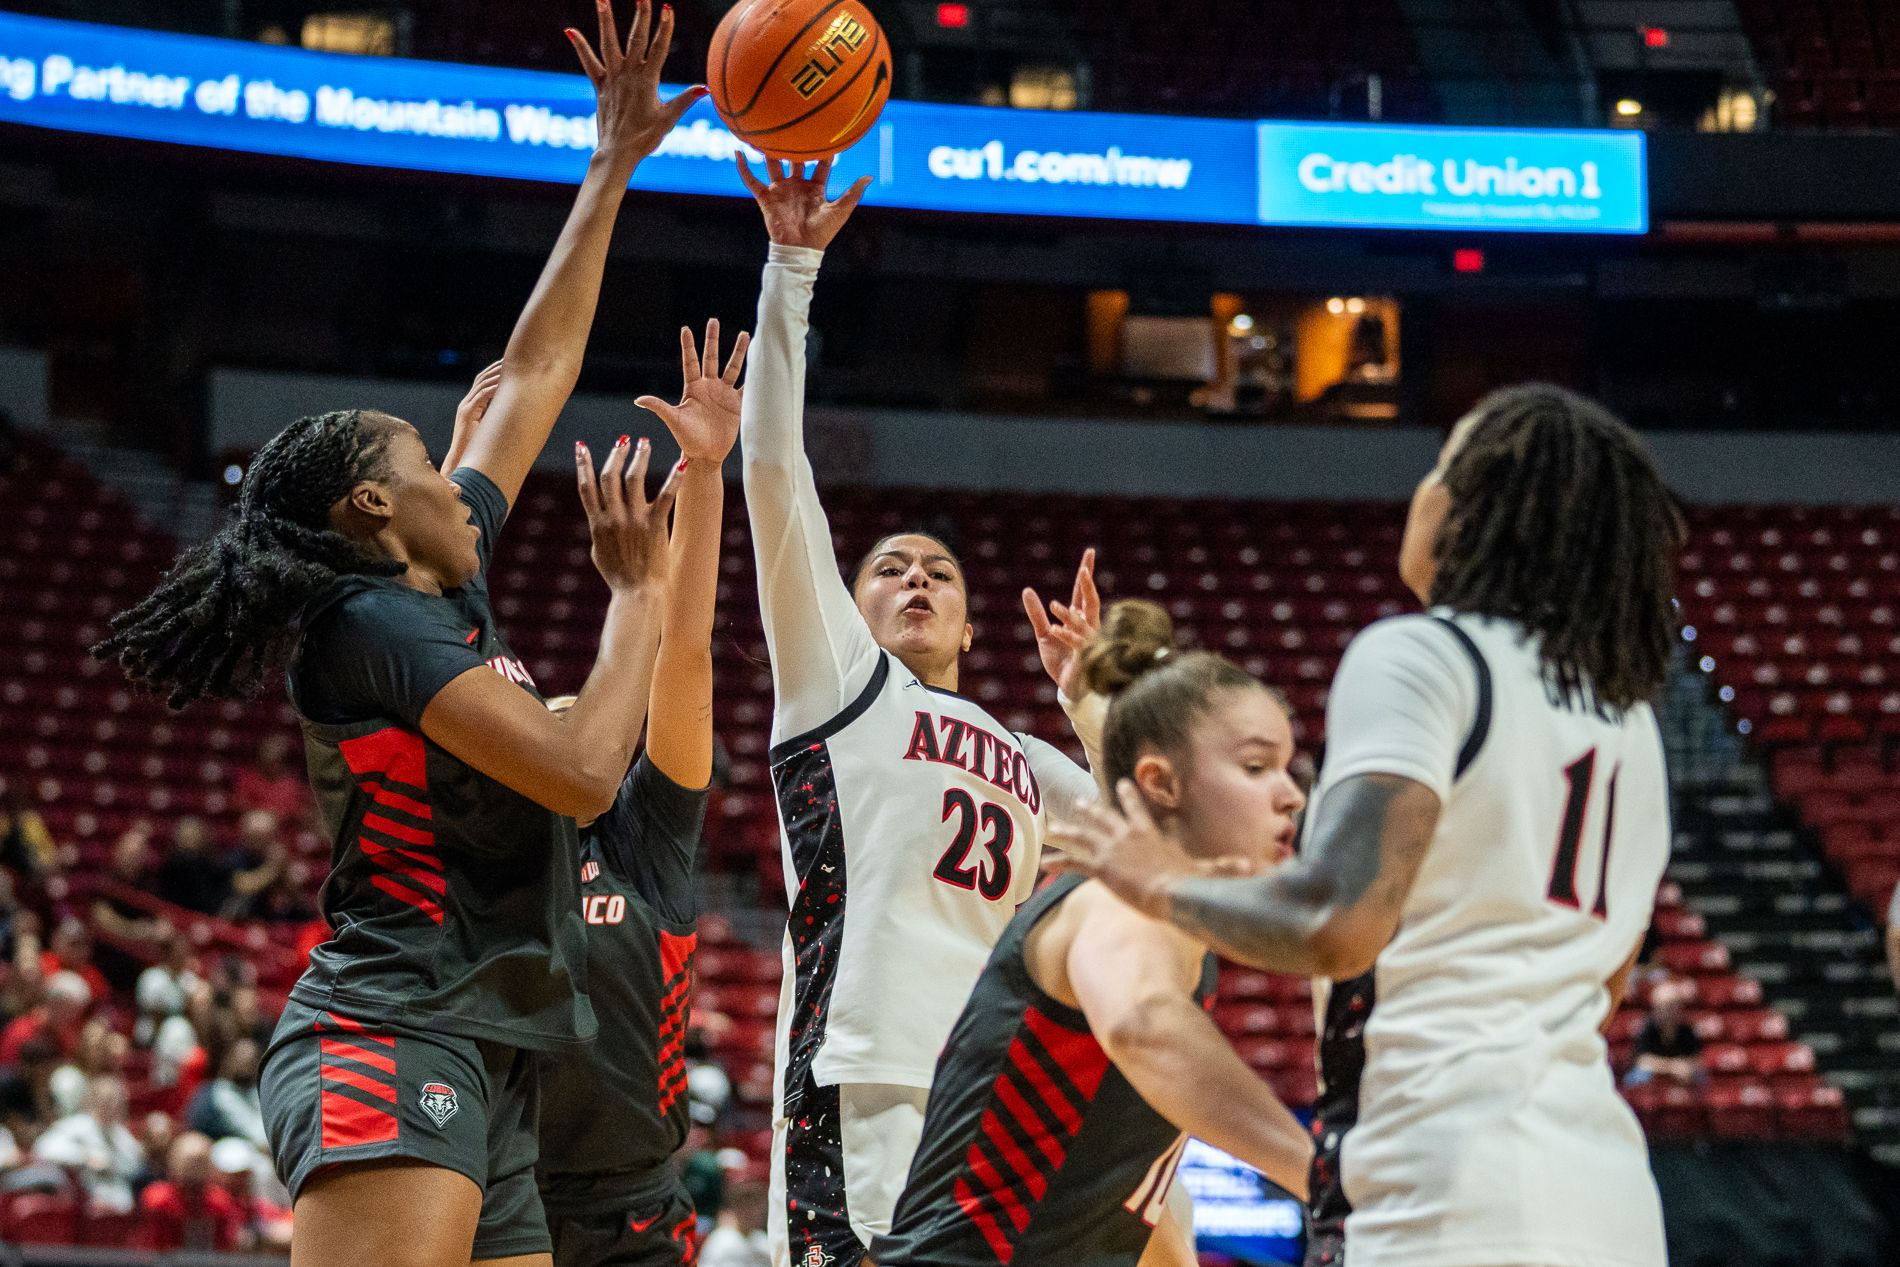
[{"x1": 1164, "y1": 773, "x2": 1439, "y2": 977}]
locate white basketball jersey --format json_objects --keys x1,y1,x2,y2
[
  {"x1": 768, "y1": 651, "x2": 1050, "y2": 1097},
  {"x1": 1311, "y1": 612, "x2": 1670, "y2": 1267}
]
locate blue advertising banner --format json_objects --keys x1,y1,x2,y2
[
  {"x1": 1256, "y1": 120, "x2": 1646, "y2": 233},
  {"x1": 0, "y1": 11, "x2": 1647, "y2": 233}
]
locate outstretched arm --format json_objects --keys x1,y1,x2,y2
[
  {"x1": 422, "y1": 438, "x2": 679, "y2": 819},
  {"x1": 1066, "y1": 886, "x2": 1311, "y2": 1197},
  {"x1": 1052, "y1": 774, "x2": 1439, "y2": 978},
  {"x1": 1025, "y1": 549, "x2": 1107, "y2": 789},
  {"x1": 736, "y1": 158, "x2": 880, "y2": 743},
  {"x1": 456, "y1": 0, "x2": 705, "y2": 511},
  {"x1": 639, "y1": 321, "x2": 749, "y2": 787}
]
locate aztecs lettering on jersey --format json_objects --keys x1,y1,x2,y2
[
  {"x1": 902, "y1": 711, "x2": 1042, "y2": 813},
  {"x1": 336, "y1": 728, "x2": 444, "y2": 926},
  {"x1": 656, "y1": 930, "x2": 695, "y2": 1118},
  {"x1": 952, "y1": 1007, "x2": 1110, "y2": 1264}
]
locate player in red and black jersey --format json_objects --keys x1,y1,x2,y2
[
  {"x1": 523, "y1": 322, "x2": 749, "y2": 1267},
  {"x1": 871, "y1": 602, "x2": 1313, "y2": 1267},
  {"x1": 94, "y1": 7, "x2": 704, "y2": 1265}
]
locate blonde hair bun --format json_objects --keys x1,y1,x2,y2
[{"x1": 1077, "y1": 600, "x2": 1176, "y2": 698}]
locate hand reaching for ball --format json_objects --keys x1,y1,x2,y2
[
  {"x1": 566, "y1": 0, "x2": 706, "y2": 170},
  {"x1": 737, "y1": 155, "x2": 873, "y2": 252}
]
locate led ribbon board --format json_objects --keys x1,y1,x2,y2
[{"x1": 0, "y1": 12, "x2": 1646, "y2": 233}]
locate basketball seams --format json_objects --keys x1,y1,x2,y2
[
  {"x1": 724, "y1": 0, "x2": 853, "y2": 121},
  {"x1": 739, "y1": 22, "x2": 885, "y2": 144}
]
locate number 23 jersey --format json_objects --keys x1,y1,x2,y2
[
  {"x1": 1312, "y1": 612, "x2": 1669, "y2": 1267},
  {"x1": 770, "y1": 650, "x2": 1069, "y2": 1095}
]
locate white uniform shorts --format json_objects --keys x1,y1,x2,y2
[{"x1": 767, "y1": 1074, "x2": 929, "y2": 1267}]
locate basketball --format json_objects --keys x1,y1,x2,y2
[{"x1": 708, "y1": 0, "x2": 891, "y2": 160}]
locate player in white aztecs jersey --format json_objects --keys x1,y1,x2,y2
[
  {"x1": 1052, "y1": 384, "x2": 1686, "y2": 1267},
  {"x1": 733, "y1": 158, "x2": 1102, "y2": 1267}
]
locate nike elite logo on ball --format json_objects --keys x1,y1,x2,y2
[{"x1": 708, "y1": 0, "x2": 891, "y2": 159}]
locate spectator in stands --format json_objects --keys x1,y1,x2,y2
[
  {"x1": 0, "y1": 970, "x2": 91, "y2": 1064},
  {"x1": 137, "y1": 1111, "x2": 178, "y2": 1190},
  {"x1": 32, "y1": 1073, "x2": 144, "y2": 1214},
  {"x1": 41, "y1": 916, "x2": 111, "y2": 1003},
  {"x1": 233, "y1": 734, "x2": 314, "y2": 829},
  {"x1": 51, "y1": 1016, "x2": 129, "y2": 1117},
  {"x1": 156, "y1": 817, "x2": 230, "y2": 916},
  {"x1": 0, "y1": 787, "x2": 55, "y2": 882},
  {"x1": 211, "y1": 1135, "x2": 294, "y2": 1250},
  {"x1": 222, "y1": 810, "x2": 290, "y2": 920},
  {"x1": 699, "y1": 1179, "x2": 771, "y2": 1267},
  {"x1": 185, "y1": 1037, "x2": 267, "y2": 1152},
  {"x1": 0, "y1": 1035, "x2": 62, "y2": 1149},
  {"x1": 150, "y1": 1015, "x2": 208, "y2": 1117},
  {"x1": 135, "y1": 930, "x2": 206, "y2": 1048},
  {"x1": 91, "y1": 827, "x2": 170, "y2": 991},
  {"x1": 0, "y1": 868, "x2": 25, "y2": 963},
  {"x1": 1623, "y1": 978, "x2": 1703, "y2": 1087},
  {"x1": 135, "y1": 1131, "x2": 243, "y2": 1252}
]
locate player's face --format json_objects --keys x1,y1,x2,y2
[
  {"x1": 853, "y1": 535, "x2": 973, "y2": 669},
  {"x1": 381, "y1": 423, "x2": 484, "y2": 590},
  {"x1": 1174, "y1": 687, "x2": 1305, "y2": 869},
  {"x1": 1399, "y1": 412, "x2": 1479, "y2": 604}
]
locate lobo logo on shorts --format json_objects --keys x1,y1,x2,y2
[{"x1": 419, "y1": 1082, "x2": 459, "y2": 1128}]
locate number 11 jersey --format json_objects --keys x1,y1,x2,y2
[{"x1": 1310, "y1": 611, "x2": 1670, "y2": 1267}]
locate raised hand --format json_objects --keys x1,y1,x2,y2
[
  {"x1": 1023, "y1": 548, "x2": 1102, "y2": 697},
  {"x1": 1045, "y1": 780, "x2": 1198, "y2": 919},
  {"x1": 736, "y1": 155, "x2": 872, "y2": 251},
  {"x1": 444, "y1": 359, "x2": 505, "y2": 474},
  {"x1": 575, "y1": 435, "x2": 682, "y2": 595},
  {"x1": 566, "y1": 0, "x2": 706, "y2": 170},
  {"x1": 636, "y1": 319, "x2": 751, "y2": 464}
]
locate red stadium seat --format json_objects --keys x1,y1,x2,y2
[
  {"x1": 1701, "y1": 1080, "x2": 1776, "y2": 1139},
  {"x1": 0, "y1": 1188, "x2": 80, "y2": 1246}
]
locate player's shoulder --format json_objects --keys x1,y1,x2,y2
[{"x1": 1342, "y1": 610, "x2": 1478, "y2": 668}]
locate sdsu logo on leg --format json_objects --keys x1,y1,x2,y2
[
  {"x1": 801, "y1": 1246, "x2": 833, "y2": 1267},
  {"x1": 419, "y1": 1082, "x2": 459, "y2": 1128}
]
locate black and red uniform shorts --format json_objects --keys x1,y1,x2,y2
[
  {"x1": 261, "y1": 998, "x2": 551, "y2": 1260},
  {"x1": 541, "y1": 1168, "x2": 700, "y2": 1267}
]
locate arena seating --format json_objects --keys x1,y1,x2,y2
[
  {"x1": 0, "y1": 436, "x2": 1880, "y2": 1198},
  {"x1": 1046, "y1": 0, "x2": 1437, "y2": 120},
  {"x1": 1676, "y1": 506, "x2": 1900, "y2": 906},
  {"x1": 1733, "y1": 0, "x2": 1900, "y2": 128}
]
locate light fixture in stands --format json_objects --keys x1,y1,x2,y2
[
  {"x1": 1642, "y1": 26, "x2": 1668, "y2": 47},
  {"x1": 937, "y1": 3, "x2": 969, "y2": 27},
  {"x1": 1453, "y1": 248, "x2": 1484, "y2": 273}
]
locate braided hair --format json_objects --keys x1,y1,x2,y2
[
  {"x1": 94, "y1": 409, "x2": 408, "y2": 707},
  {"x1": 1429, "y1": 384, "x2": 1684, "y2": 715}
]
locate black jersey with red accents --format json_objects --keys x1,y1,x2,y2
[
  {"x1": 285, "y1": 468, "x2": 595, "y2": 1053},
  {"x1": 538, "y1": 755, "x2": 708, "y2": 1184},
  {"x1": 869, "y1": 873, "x2": 1216, "y2": 1267}
]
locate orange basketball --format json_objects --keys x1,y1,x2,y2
[{"x1": 708, "y1": 0, "x2": 891, "y2": 160}]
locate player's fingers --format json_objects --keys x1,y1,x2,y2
[
  {"x1": 702, "y1": 318, "x2": 721, "y2": 379},
  {"x1": 595, "y1": 0, "x2": 622, "y2": 72},
  {"x1": 575, "y1": 442, "x2": 604, "y2": 519},
  {"x1": 769, "y1": 156, "x2": 787, "y2": 184},
  {"x1": 1049, "y1": 624, "x2": 1088, "y2": 652},
  {"x1": 623, "y1": 435, "x2": 653, "y2": 501},
  {"x1": 634, "y1": 397, "x2": 681, "y2": 434},
  {"x1": 1078, "y1": 547, "x2": 1101, "y2": 619},
  {"x1": 722, "y1": 330, "x2": 751, "y2": 383},
  {"x1": 1021, "y1": 588, "x2": 1052, "y2": 638},
  {"x1": 599, "y1": 434, "x2": 632, "y2": 514},
  {"x1": 639, "y1": 0, "x2": 669, "y2": 61},
  {"x1": 1115, "y1": 778, "x2": 1158, "y2": 832},
  {"x1": 735, "y1": 153, "x2": 766, "y2": 195},
  {"x1": 1197, "y1": 855, "x2": 1259, "y2": 879},
  {"x1": 833, "y1": 174, "x2": 873, "y2": 214},
  {"x1": 678, "y1": 325, "x2": 700, "y2": 383},
  {"x1": 656, "y1": 84, "x2": 706, "y2": 130},
  {"x1": 655, "y1": 451, "x2": 686, "y2": 510},
  {"x1": 813, "y1": 155, "x2": 835, "y2": 190},
  {"x1": 565, "y1": 28, "x2": 607, "y2": 84}
]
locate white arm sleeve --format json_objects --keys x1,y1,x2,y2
[
  {"x1": 741, "y1": 243, "x2": 883, "y2": 746},
  {"x1": 1058, "y1": 688, "x2": 1110, "y2": 795},
  {"x1": 1315, "y1": 616, "x2": 1478, "y2": 803},
  {"x1": 1023, "y1": 734, "x2": 1099, "y2": 826}
]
